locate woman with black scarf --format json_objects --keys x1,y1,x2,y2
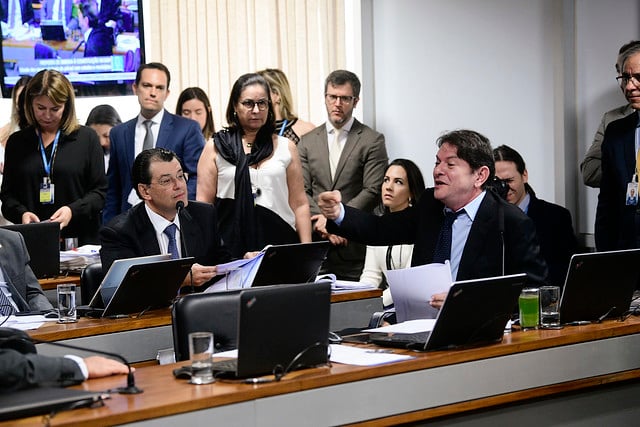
[{"x1": 196, "y1": 73, "x2": 311, "y2": 258}]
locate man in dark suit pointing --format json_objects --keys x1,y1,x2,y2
[{"x1": 318, "y1": 129, "x2": 547, "y2": 306}]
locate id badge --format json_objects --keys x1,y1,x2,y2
[
  {"x1": 626, "y1": 181, "x2": 638, "y2": 206},
  {"x1": 39, "y1": 178, "x2": 55, "y2": 204}
]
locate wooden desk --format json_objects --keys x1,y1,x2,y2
[
  {"x1": 38, "y1": 274, "x2": 81, "y2": 291},
  {"x1": 30, "y1": 289, "x2": 382, "y2": 363},
  {"x1": 10, "y1": 317, "x2": 640, "y2": 426}
]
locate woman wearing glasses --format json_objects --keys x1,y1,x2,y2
[
  {"x1": 197, "y1": 73, "x2": 311, "y2": 258},
  {"x1": 359, "y1": 159, "x2": 425, "y2": 307},
  {"x1": 0, "y1": 70, "x2": 106, "y2": 245}
]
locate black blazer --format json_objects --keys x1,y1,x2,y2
[
  {"x1": 596, "y1": 111, "x2": 638, "y2": 251},
  {"x1": 99, "y1": 201, "x2": 230, "y2": 272},
  {"x1": 329, "y1": 189, "x2": 548, "y2": 284},
  {"x1": 527, "y1": 194, "x2": 577, "y2": 287}
]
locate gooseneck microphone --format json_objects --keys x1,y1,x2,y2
[
  {"x1": 29, "y1": 336, "x2": 143, "y2": 394},
  {"x1": 175, "y1": 201, "x2": 194, "y2": 293}
]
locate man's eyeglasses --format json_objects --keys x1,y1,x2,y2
[
  {"x1": 152, "y1": 173, "x2": 186, "y2": 187},
  {"x1": 325, "y1": 94, "x2": 356, "y2": 104},
  {"x1": 240, "y1": 99, "x2": 269, "y2": 111},
  {"x1": 616, "y1": 73, "x2": 640, "y2": 87}
]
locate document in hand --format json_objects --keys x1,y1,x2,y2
[
  {"x1": 385, "y1": 261, "x2": 453, "y2": 322},
  {"x1": 206, "y1": 253, "x2": 265, "y2": 292}
]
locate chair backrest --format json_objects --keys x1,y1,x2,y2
[
  {"x1": 171, "y1": 289, "x2": 242, "y2": 361},
  {"x1": 80, "y1": 262, "x2": 104, "y2": 305}
]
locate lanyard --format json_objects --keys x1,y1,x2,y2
[
  {"x1": 38, "y1": 130, "x2": 61, "y2": 177},
  {"x1": 278, "y1": 119, "x2": 288, "y2": 136}
]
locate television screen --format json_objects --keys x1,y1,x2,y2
[{"x1": 1, "y1": 0, "x2": 145, "y2": 97}]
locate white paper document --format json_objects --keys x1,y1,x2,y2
[
  {"x1": 0, "y1": 314, "x2": 58, "y2": 331},
  {"x1": 206, "y1": 253, "x2": 265, "y2": 292},
  {"x1": 329, "y1": 344, "x2": 414, "y2": 366},
  {"x1": 363, "y1": 318, "x2": 437, "y2": 334},
  {"x1": 315, "y1": 274, "x2": 377, "y2": 291},
  {"x1": 385, "y1": 262, "x2": 453, "y2": 322}
]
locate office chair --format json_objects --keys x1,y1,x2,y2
[
  {"x1": 171, "y1": 290, "x2": 242, "y2": 361},
  {"x1": 80, "y1": 262, "x2": 104, "y2": 305},
  {"x1": 34, "y1": 43, "x2": 58, "y2": 59}
]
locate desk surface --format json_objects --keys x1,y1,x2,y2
[
  {"x1": 11, "y1": 317, "x2": 640, "y2": 426},
  {"x1": 38, "y1": 274, "x2": 81, "y2": 291}
]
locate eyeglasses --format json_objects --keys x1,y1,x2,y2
[
  {"x1": 616, "y1": 73, "x2": 640, "y2": 87},
  {"x1": 240, "y1": 99, "x2": 269, "y2": 111},
  {"x1": 325, "y1": 94, "x2": 356, "y2": 104},
  {"x1": 152, "y1": 173, "x2": 186, "y2": 187}
]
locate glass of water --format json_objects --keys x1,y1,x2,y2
[
  {"x1": 540, "y1": 285, "x2": 562, "y2": 329},
  {"x1": 57, "y1": 284, "x2": 77, "y2": 323},
  {"x1": 188, "y1": 331, "x2": 214, "y2": 384}
]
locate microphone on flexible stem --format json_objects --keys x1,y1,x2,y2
[
  {"x1": 175, "y1": 201, "x2": 194, "y2": 293},
  {"x1": 30, "y1": 336, "x2": 143, "y2": 394}
]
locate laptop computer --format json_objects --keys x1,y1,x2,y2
[
  {"x1": 88, "y1": 254, "x2": 170, "y2": 308},
  {"x1": 0, "y1": 387, "x2": 107, "y2": 421},
  {"x1": 369, "y1": 274, "x2": 527, "y2": 351},
  {"x1": 559, "y1": 249, "x2": 640, "y2": 324},
  {"x1": 40, "y1": 20, "x2": 66, "y2": 41},
  {"x1": 250, "y1": 241, "x2": 330, "y2": 287},
  {"x1": 210, "y1": 282, "x2": 331, "y2": 379},
  {"x1": 1, "y1": 222, "x2": 60, "y2": 279},
  {"x1": 85, "y1": 256, "x2": 193, "y2": 317}
]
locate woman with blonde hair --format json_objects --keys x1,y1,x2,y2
[
  {"x1": 0, "y1": 70, "x2": 106, "y2": 244},
  {"x1": 257, "y1": 68, "x2": 314, "y2": 143}
]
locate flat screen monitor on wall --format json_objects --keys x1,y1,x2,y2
[{"x1": 1, "y1": 0, "x2": 145, "y2": 97}]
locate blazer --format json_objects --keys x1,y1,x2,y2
[
  {"x1": 328, "y1": 189, "x2": 548, "y2": 284},
  {"x1": 99, "y1": 201, "x2": 230, "y2": 273},
  {"x1": 298, "y1": 119, "x2": 388, "y2": 215},
  {"x1": 527, "y1": 194, "x2": 577, "y2": 287},
  {"x1": 0, "y1": 348, "x2": 84, "y2": 391},
  {"x1": 596, "y1": 111, "x2": 638, "y2": 251},
  {"x1": 84, "y1": 26, "x2": 113, "y2": 57},
  {"x1": 0, "y1": 228, "x2": 53, "y2": 312},
  {"x1": 103, "y1": 111, "x2": 205, "y2": 224}
]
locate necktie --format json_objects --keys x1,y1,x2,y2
[
  {"x1": 433, "y1": 209, "x2": 465, "y2": 264},
  {"x1": 329, "y1": 129, "x2": 342, "y2": 179},
  {"x1": 143, "y1": 120, "x2": 154, "y2": 151},
  {"x1": 164, "y1": 224, "x2": 179, "y2": 260},
  {"x1": 0, "y1": 287, "x2": 15, "y2": 316}
]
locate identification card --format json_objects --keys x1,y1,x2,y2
[
  {"x1": 626, "y1": 181, "x2": 638, "y2": 206},
  {"x1": 39, "y1": 178, "x2": 55, "y2": 204}
]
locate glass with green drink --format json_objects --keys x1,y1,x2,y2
[{"x1": 518, "y1": 287, "x2": 539, "y2": 330}]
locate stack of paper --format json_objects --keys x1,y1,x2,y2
[
  {"x1": 316, "y1": 274, "x2": 378, "y2": 291},
  {"x1": 60, "y1": 245, "x2": 101, "y2": 271}
]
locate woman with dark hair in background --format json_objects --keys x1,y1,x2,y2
[
  {"x1": 359, "y1": 159, "x2": 426, "y2": 307},
  {"x1": 257, "y1": 68, "x2": 314, "y2": 143},
  {"x1": 176, "y1": 87, "x2": 216, "y2": 141},
  {"x1": 196, "y1": 73, "x2": 311, "y2": 258},
  {"x1": 0, "y1": 70, "x2": 106, "y2": 244},
  {"x1": 85, "y1": 104, "x2": 122, "y2": 173}
]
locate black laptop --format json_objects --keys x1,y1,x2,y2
[
  {"x1": 251, "y1": 241, "x2": 330, "y2": 287},
  {"x1": 559, "y1": 249, "x2": 640, "y2": 324},
  {"x1": 369, "y1": 274, "x2": 527, "y2": 351},
  {"x1": 86, "y1": 257, "x2": 194, "y2": 317},
  {"x1": 210, "y1": 282, "x2": 331, "y2": 379},
  {"x1": 0, "y1": 387, "x2": 107, "y2": 421},
  {"x1": 40, "y1": 21, "x2": 66, "y2": 41},
  {"x1": 1, "y1": 222, "x2": 60, "y2": 279}
]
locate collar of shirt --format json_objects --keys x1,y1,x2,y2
[
  {"x1": 144, "y1": 203, "x2": 182, "y2": 257},
  {"x1": 135, "y1": 109, "x2": 165, "y2": 154},
  {"x1": 517, "y1": 192, "x2": 531, "y2": 214}
]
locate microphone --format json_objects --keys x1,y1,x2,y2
[
  {"x1": 175, "y1": 201, "x2": 194, "y2": 293},
  {"x1": 29, "y1": 335, "x2": 143, "y2": 394}
]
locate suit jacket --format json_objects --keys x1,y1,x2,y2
[
  {"x1": 84, "y1": 26, "x2": 113, "y2": 57},
  {"x1": 328, "y1": 189, "x2": 548, "y2": 284},
  {"x1": 527, "y1": 194, "x2": 577, "y2": 287},
  {"x1": 99, "y1": 201, "x2": 230, "y2": 273},
  {"x1": 0, "y1": 0, "x2": 34, "y2": 25},
  {"x1": 0, "y1": 229, "x2": 53, "y2": 312},
  {"x1": 298, "y1": 119, "x2": 387, "y2": 280},
  {"x1": 103, "y1": 111, "x2": 205, "y2": 223},
  {"x1": 0, "y1": 348, "x2": 84, "y2": 391},
  {"x1": 596, "y1": 111, "x2": 640, "y2": 251}
]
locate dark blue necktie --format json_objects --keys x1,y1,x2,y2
[
  {"x1": 433, "y1": 209, "x2": 465, "y2": 264},
  {"x1": 164, "y1": 224, "x2": 179, "y2": 260}
]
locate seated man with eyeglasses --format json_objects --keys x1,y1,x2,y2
[{"x1": 100, "y1": 148, "x2": 230, "y2": 289}]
